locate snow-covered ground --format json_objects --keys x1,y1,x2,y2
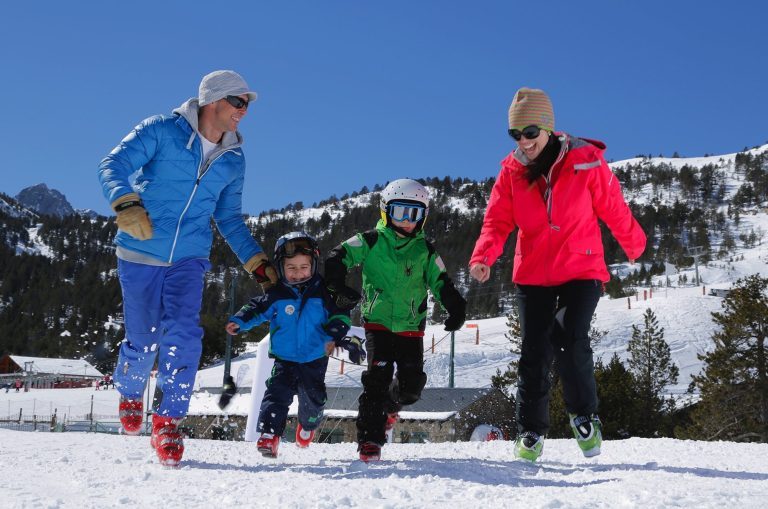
[{"x1": 0, "y1": 428, "x2": 766, "y2": 508}]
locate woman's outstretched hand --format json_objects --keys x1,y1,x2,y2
[{"x1": 469, "y1": 263, "x2": 491, "y2": 283}]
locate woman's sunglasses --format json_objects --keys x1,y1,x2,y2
[
  {"x1": 224, "y1": 95, "x2": 249, "y2": 110},
  {"x1": 508, "y1": 125, "x2": 542, "y2": 141}
]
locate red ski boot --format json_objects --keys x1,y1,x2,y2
[
  {"x1": 257, "y1": 433, "x2": 280, "y2": 458},
  {"x1": 151, "y1": 416, "x2": 184, "y2": 467},
  {"x1": 358, "y1": 441, "x2": 382, "y2": 462},
  {"x1": 118, "y1": 396, "x2": 143, "y2": 436},
  {"x1": 295, "y1": 423, "x2": 315, "y2": 448}
]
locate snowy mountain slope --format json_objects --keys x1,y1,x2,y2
[
  {"x1": 609, "y1": 143, "x2": 768, "y2": 173},
  {"x1": 0, "y1": 428, "x2": 766, "y2": 509}
]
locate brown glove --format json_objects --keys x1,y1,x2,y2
[
  {"x1": 244, "y1": 253, "x2": 278, "y2": 290},
  {"x1": 112, "y1": 193, "x2": 153, "y2": 241}
]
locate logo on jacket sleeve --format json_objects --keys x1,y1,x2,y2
[{"x1": 284, "y1": 304, "x2": 296, "y2": 315}]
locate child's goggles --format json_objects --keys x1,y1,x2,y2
[
  {"x1": 280, "y1": 239, "x2": 317, "y2": 257},
  {"x1": 386, "y1": 202, "x2": 426, "y2": 223}
]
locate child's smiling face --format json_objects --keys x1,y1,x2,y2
[{"x1": 283, "y1": 253, "x2": 313, "y2": 283}]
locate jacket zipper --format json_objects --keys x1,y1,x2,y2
[
  {"x1": 167, "y1": 141, "x2": 235, "y2": 263},
  {"x1": 369, "y1": 289, "x2": 381, "y2": 313},
  {"x1": 544, "y1": 135, "x2": 568, "y2": 286},
  {"x1": 544, "y1": 137, "x2": 568, "y2": 228}
]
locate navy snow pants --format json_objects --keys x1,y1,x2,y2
[
  {"x1": 515, "y1": 279, "x2": 602, "y2": 436},
  {"x1": 257, "y1": 356, "x2": 329, "y2": 437},
  {"x1": 114, "y1": 257, "x2": 210, "y2": 417}
]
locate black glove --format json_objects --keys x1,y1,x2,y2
[
  {"x1": 440, "y1": 281, "x2": 467, "y2": 332},
  {"x1": 444, "y1": 312, "x2": 465, "y2": 332},
  {"x1": 324, "y1": 318, "x2": 351, "y2": 342},
  {"x1": 335, "y1": 335, "x2": 366, "y2": 365},
  {"x1": 327, "y1": 284, "x2": 362, "y2": 311}
]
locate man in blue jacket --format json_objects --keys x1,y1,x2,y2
[{"x1": 98, "y1": 70, "x2": 277, "y2": 467}]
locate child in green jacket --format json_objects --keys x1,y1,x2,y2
[{"x1": 325, "y1": 178, "x2": 466, "y2": 462}]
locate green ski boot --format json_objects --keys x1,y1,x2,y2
[
  {"x1": 569, "y1": 414, "x2": 602, "y2": 457},
  {"x1": 514, "y1": 431, "x2": 544, "y2": 462}
]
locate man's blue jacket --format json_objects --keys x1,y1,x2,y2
[{"x1": 97, "y1": 99, "x2": 262, "y2": 264}]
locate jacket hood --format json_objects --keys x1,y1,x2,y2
[
  {"x1": 172, "y1": 98, "x2": 243, "y2": 149},
  {"x1": 508, "y1": 132, "x2": 606, "y2": 168}
]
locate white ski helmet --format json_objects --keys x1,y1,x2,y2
[{"x1": 379, "y1": 179, "x2": 430, "y2": 234}]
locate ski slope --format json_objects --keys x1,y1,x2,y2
[{"x1": 0, "y1": 428, "x2": 765, "y2": 508}]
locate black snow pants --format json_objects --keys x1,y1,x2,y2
[
  {"x1": 356, "y1": 329, "x2": 427, "y2": 445},
  {"x1": 515, "y1": 279, "x2": 602, "y2": 436}
]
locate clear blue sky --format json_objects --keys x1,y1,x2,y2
[{"x1": 1, "y1": 1, "x2": 766, "y2": 216}]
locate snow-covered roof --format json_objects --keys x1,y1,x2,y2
[
  {"x1": 323, "y1": 387, "x2": 496, "y2": 413},
  {"x1": 7, "y1": 355, "x2": 103, "y2": 378}
]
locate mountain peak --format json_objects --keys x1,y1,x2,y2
[{"x1": 15, "y1": 183, "x2": 75, "y2": 218}]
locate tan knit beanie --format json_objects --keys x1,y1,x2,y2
[{"x1": 508, "y1": 87, "x2": 555, "y2": 131}]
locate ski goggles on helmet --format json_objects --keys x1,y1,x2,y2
[
  {"x1": 278, "y1": 239, "x2": 317, "y2": 258},
  {"x1": 508, "y1": 125, "x2": 542, "y2": 141},
  {"x1": 386, "y1": 202, "x2": 426, "y2": 223},
  {"x1": 224, "y1": 95, "x2": 249, "y2": 110}
]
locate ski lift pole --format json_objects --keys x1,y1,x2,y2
[
  {"x1": 219, "y1": 272, "x2": 238, "y2": 410},
  {"x1": 223, "y1": 272, "x2": 238, "y2": 381},
  {"x1": 448, "y1": 331, "x2": 455, "y2": 388}
]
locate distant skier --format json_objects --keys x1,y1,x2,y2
[
  {"x1": 325, "y1": 179, "x2": 467, "y2": 462},
  {"x1": 98, "y1": 70, "x2": 276, "y2": 467},
  {"x1": 469, "y1": 87, "x2": 647, "y2": 462},
  {"x1": 226, "y1": 232, "x2": 361, "y2": 459}
]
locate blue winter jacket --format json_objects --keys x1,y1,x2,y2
[
  {"x1": 229, "y1": 275, "x2": 351, "y2": 363},
  {"x1": 97, "y1": 99, "x2": 262, "y2": 265}
]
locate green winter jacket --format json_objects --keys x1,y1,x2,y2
[{"x1": 326, "y1": 220, "x2": 455, "y2": 334}]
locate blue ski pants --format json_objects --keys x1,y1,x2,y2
[
  {"x1": 257, "y1": 356, "x2": 329, "y2": 437},
  {"x1": 114, "y1": 257, "x2": 210, "y2": 417}
]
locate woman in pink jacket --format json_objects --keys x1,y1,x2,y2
[{"x1": 469, "y1": 87, "x2": 646, "y2": 462}]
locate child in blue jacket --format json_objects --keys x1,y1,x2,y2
[{"x1": 226, "y1": 232, "x2": 364, "y2": 458}]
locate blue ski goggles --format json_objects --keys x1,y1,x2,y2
[{"x1": 386, "y1": 202, "x2": 426, "y2": 223}]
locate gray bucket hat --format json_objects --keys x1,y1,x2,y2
[{"x1": 198, "y1": 70, "x2": 258, "y2": 107}]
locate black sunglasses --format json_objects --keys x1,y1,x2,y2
[
  {"x1": 224, "y1": 95, "x2": 249, "y2": 110},
  {"x1": 508, "y1": 125, "x2": 542, "y2": 141}
]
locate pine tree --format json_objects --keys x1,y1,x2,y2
[
  {"x1": 627, "y1": 307, "x2": 679, "y2": 436},
  {"x1": 686, "y1": 275, "x2": 768, "y2": 442},
  {"x1": 490, "y1": 306, "x2": 521, "y2": 399},
  {"x1": 595, "y1": 353, "x2": 643, "y2": 438}
]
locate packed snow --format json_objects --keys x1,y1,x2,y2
[{"x1": 0, "y1": 428, "x2": 766, "y2": 508}]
